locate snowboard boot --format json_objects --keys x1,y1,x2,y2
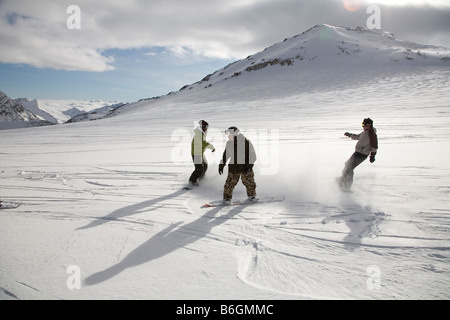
[
  {"x1": 336, "y1": 177, "x2": 351, "y2": 191},
  {"x1": 190, "y1": 180, "x2": 199, "y2": 187}
]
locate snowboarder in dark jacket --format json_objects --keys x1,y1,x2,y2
[
  {"x1": 218, "y1": 127, "x2": 257, "y2": 205},
  {"x1": 338, "y1": 118, "x2": 378, "y2": 190}
]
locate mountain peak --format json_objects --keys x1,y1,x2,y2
[
  {"x1": 0, "y1": 90, "x2": 56, "y2": 129},
  {"x1": 180, "y1": 25, "x2": 449, "y2": 94},
  {"x1": 0, "y1": 90, "x2": 42, "y2": 122},
  {"x1": 303, "y1": 24, "x2": 400, "y2": 44}
]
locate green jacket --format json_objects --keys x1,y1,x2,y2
[{"x1": 191, "y1": 127, "x2": 214, "y2": 156}]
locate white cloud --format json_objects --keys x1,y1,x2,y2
[
  {"x1": 0, "y1": 0, "x2": 260, "y2": 71},
  {"x1": 1, "y1": 0, "x2": 449, "y2": 72},
  {"x1": 0, "y1": 1, "x2": 116, "y2": 71}
]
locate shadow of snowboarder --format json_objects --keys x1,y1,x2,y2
[{"x1": 84, "y1": 204, "x2": 244, "y2": 286}]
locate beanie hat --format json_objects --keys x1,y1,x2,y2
[
  {"x1": 199, "y1": 120, "x2": 209, "y2": 128},
  {"x1": 363, "y1": 118, "x2": 373, "y2": 126}
]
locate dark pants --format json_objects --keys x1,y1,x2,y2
[
  {"x1": 339, "y1": 152, "x2": 368, "y2": 189},
  {"x1": 189, "y1": 155, "x2": 208, "y2": 183}
]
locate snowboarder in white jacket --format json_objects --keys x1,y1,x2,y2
[
  {"x1": 338, "y1": 118, "x2": 378, "y2": 190},
  {"x1": 189, "y1": 120, "x2": 215, "y2": 186}
]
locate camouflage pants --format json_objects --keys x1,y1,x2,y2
[{"x1": 223, "y1": 171, "x2": 256, "y2": 200}]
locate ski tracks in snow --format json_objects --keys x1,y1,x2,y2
[
  {"x1": 186, "y1": 188, "x2": 449, "y2": 299},
  {"x1": 1, "y1": 163, "x2": 448, "y2": 299}
]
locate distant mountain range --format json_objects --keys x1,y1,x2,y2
[
  {"x1": 0, "y1": 90, "x2": 125, "y2": 130},
  {"x1": 0, "y1": 90, "x2": 55, "y2": 130},
  {"x1": 1, "y1": 24, "x2": 448, "y2": 130}
]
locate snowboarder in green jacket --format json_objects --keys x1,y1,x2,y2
[{"x1": 189, "y1": 120, "x2": 215, "y2": 186}]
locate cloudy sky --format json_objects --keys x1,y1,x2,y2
[{"x1": 1, "y1": 0, "x2": 449, "y2": 102}]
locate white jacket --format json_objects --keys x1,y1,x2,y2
[{"x1": 348, "y1": 128, "x2": 378, "y2": 156}]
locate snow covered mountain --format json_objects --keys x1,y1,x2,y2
[
  {"x1": 14, "y1": 98, "x2": 59, "y2": 123},
  {"x1": 0, "y1": 93, "x2": 126, "y2": 129},
  {"x1": 43, "y1": 100, "x2": 125, "y2": 123},
  {"x1": 176, "y1": 24, "x2": 449, "y2": 97},
  {"x1": 0, "y1": 90, "x2": 55, "y2": 129},
  {"x1": 0, "y1": 25, "x2": 449, "y2": 300},
  {"x1": 65, "y1": 102, "x2": 126, "y2": 123},
  {"x1": 0, "y1": 90, "x2": 43, "y2": 122}
]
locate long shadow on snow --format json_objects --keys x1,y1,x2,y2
[
  {"x1": 76, "y1": 189, "x2": 189, "y2": 230},
  {"x1": 319, "y1": 189, "x2": 383, "y2": 251},
  {"x1": 84, "y1": 204, "x2": 243, "y2": 286},
  {"x1": 336, "y1": 191, "x2": 382, "y2": 251}
]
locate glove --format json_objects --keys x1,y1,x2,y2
[
  {"x1": 218, "y1": 164, "x2": 224, "y2": 175},
  {"x1": 344, "y1": 132, "x2": 351, "y2": 137},
  {"x1": 370, "y1": 153, "x2": 376, "y2": 163}
]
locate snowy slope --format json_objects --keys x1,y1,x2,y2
[{"x1": 0, "y1": 25, "x2": 449, "y2": 300}]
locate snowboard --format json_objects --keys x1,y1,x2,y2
[
  {"x1": 0, "y1": 202, "x2": 22, "y2": 209},
  {"x1": 202, "y1": 197, "x2": 283, "y2": 208},
  {"x1": 182, "y1": 182, "x2": 200, "y2": 190},
  {"x1": 182, "y1": 185, "x2": 198, "y2": 190}
]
